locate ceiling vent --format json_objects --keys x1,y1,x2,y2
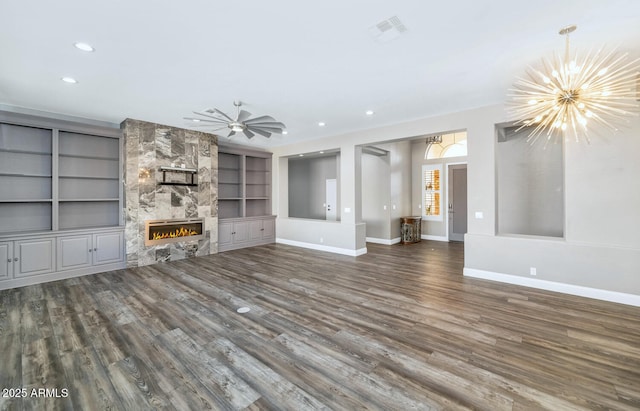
[{"x1": 369, "y1": 15, "x2": 408, "y2": 43}]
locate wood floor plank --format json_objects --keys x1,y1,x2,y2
[
  {"x1": 208, "y1": 337, "x2": 330, "y2": 411},
  {"x1": 1, "y1": 240, "x2": 639, "y2": 410}
]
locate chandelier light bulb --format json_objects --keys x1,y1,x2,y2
[{"x1": 508, "y1": 24, "x2": 640, "y2": 145}]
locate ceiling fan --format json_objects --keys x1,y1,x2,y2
[{"x1": 185, "y1": 101, "x2": 286, "y2": 139}]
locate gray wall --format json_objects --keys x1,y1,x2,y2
[
  {"x1": 288, "y1": 154, "x2": 338, "y2": 220},
  {"x1": 496, "y1": 129, "x2": 564, "y2": 237},
  {"x1": 361, "y1": 151, "x2": 391, "y2": 239},
  {"x1": 272, "y1": 104, "x2": 640, "y2": 300}
]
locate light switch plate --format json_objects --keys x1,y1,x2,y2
[{"x1": 475, "y1": 211, "x2": 484, "y2": 219}]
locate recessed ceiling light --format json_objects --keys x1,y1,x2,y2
[
  {"x1": 192, "y1": 119, "x2": 200, "y2": 122},
  {"x1": 61, "y1": 77, "x2": 77, "y2": 84},
  {"x1": 319, "y1": 151, "x2": 324, "y2": 154},
  {"x1": 318, "y1": 122, "x2": 326, "y2": 127},
  {"x1": 299, "y1": 154, "x2": 304, "y2": 157},
  {"x1": 366, "y1": 110, "x2": 374, "y2": 116},
  {"x1": 73, "y1": 42, "x2": 95, "y2": 52},
  {"x1": 282, "y1": 130, "x2": 288, "y2": 135}
]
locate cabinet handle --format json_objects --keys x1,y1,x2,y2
[
  {"x1": 94, "y1": 248, "x2": 98, "y2": 251},
  {"x1": 7, "y1": 259, "x2": 11, "y2": 263},
  {"x1": 14, "y1": 257, "x2": 18, "y2": 261},
  {"x1": 89, "y1": 249, "x2": 92, "y2": 253},
  {"x1": 261, "y1": 228, "x2": 264, "y2": 231}
]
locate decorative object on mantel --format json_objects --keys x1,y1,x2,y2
[
  {"x1": 159, "y1": 166, "x2": 198, "y2": 187},
  {"x1": 425, "y1": 135, "x2": 443, "y2": 145},
  {"x1": 184, "y1": 101, "x2": 286, "y2": 139},
  {"x1": 509, "y1": 24, "x2": 640, "y2": 145}
]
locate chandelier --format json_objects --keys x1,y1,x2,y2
[{"x1": 509, "y1": 25, "x2": 639, "y2": 145}]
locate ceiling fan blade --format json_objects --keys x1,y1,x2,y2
[
  {"x1": 184, "y1": 117, "x2": 227, "y2": 124},
  {"x1": 237, "y1": 110, "x2": 252, "y2": 122},
  {"x1": 227, "y1": 130, "x2": 236, "y2": 139},
  {"x1": 213, "y1": 108, "x2": 234, "y2": 122},
  {"x1": 243, "y1": 129, "x2": 255, "y2": 139},
  {"x1": 191, "y1": 112, "x2": 229, "y2": 123},
  {"x1": 249, "y1": 127, "x2": 283, "y2": 135},
  {"x1": 243, "y1": 115, "x2": 276, "y2": 124},
  {"x1": 188, "y1": 124, "x2": 229, "y2": 131},
  {"x1": 247, "y1": 127, "x2": 271, "y2": 138},
  {"x1": 248, "y1": 121, "x2": 286, "y2": 129}
]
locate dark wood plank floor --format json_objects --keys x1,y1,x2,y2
[{"x1": 1, "y1": 240, "x2": 639, "y2": 410}]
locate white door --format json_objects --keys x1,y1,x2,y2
[
  {"x1": 448, "y1": 164, "x2": 468, "y2": 242},
  {"x1": 326, "y1": 179, "x2": 337, "y2": 221}
]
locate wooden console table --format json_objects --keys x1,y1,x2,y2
[{"x1": 400, "y1": 216, "x2": 422, "y2": 244}]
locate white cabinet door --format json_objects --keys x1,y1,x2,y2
[
  {"x1": 248, "y1": 220, "x2": 263, "y2": 241},
  {"x1": 233, "y1": 221, "x2": 249, "y2": 244},
  {"x1": 57, "y1": 235, "x2": 92, "y2": 271},
  {"x1": 0, "y1": 241, "x2": 12, "y2": 280},
  {"x1": 262, "y1": 218, "x2": 275, "y2": 240},
  {"x1": 219, "y1": 222, "x2": 233, "y2": 247},
  {"x1": 14, "y1": 238, "x2": 55, "y2": 278},
  {"x1": 93, "y1": 232, "x2": 124, "y2": 265}
]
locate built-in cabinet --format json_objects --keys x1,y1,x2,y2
[
  {"x1": 1, "y1": 238, "x2": 55, "y2": 279},
  {"x1": 57, "y1": 231, "x2": 124, "y2": 271},
  {"x1": 218, "y1": 146, "x2": 275, "y2": 252},
  {"x1": 218, "y1": 216, "x2": 276, "y2": 252},
  {"x1": 0, "y1": 110, "x2": 125, "y2": 290}
]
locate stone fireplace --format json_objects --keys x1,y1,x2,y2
[{"x1": 122, "y1": 118, "x2": 218, "y2": 267}]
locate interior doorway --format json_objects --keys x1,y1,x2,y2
[
  {"x1": 448, "y1": 164, "x2": 467, "y2": 242},
  {"x1": 325, "y1": 179, "x2": 337, "y2": 221}
]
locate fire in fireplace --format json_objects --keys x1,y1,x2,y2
[{"x1": 145, "y1": 218, "x2": 205, "y2": 246}]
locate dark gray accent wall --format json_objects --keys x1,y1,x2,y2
[
  {"x1": 496, "y1": 129, "x2": 564, "y2": 237},
  {"x1": 288, "y1": 154, "x2": 338, "y2": 220}
]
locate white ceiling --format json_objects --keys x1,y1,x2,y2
[{"x1": 1, "y1": 0, "x2": 639, "y2": 148}]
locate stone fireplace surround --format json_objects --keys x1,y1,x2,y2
[{"x1": 122, "y1": 119, "x2": 218, "y2": 267}]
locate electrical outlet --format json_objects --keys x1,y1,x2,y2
[
  {"x1": 320, "y1": 237, "x2": 324, "y2": 243},
  {"x1": 530, "y1": 267, "x2": 537, "y2": 276}
]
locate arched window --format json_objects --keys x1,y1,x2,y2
[{"x1": 425, "y1": 132, "x2": 467, "y2": 159}]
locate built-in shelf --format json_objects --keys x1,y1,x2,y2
[
  {"x1": 218, "y1": 148, "x2": 272, "y2": 220},
  {"x1": 0, "y1": 114, "x2": 122, "y2": 234},
  {"x1": 0, "y1": 148, "x2": 51, "y2": 156},
  {"x1": 59, "y1": 175, "x2": 119, "y2": 181},
  {"x1": 159, "y1": 165, "x2": 198, "y2": 186},
  {"x1": 0, "y1": 172, "x2": 51, "y2": 178},
  {"x1": 59, "y1": 153, "x2": 119, "y2": 161},
  {"x1": 59, "y1": 198, "x2": 120, "y2": 202},
  {"x1": 158, "y1": 182, "x2": 198, "y2": 187},
  {"x1": 0, "y1": 199, "x2": 52, "y2": 203}
]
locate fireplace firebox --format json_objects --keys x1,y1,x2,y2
[{"x1": 145, "y1": 218, "x2": 205, "y2": 246}]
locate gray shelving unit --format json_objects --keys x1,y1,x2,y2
[
  {"x1": 217, "y1": 146, "x2": 275, "y2": 252},
  {"x1": 0, "y1": 112, "x2": 123, "y2": 235}
]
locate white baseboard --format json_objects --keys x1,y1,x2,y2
[
  {"x1": 366, "y1": 237, "x2": 401, "y2": 245},
  {"x1": 422, "y1": 235, "x2": 448, "y2": 242},
  {"x1": 276, "y1": 238, "x2": 367, "y2": 256},
  {"x1": 464, "y1": 267, "x2": 640, "y2": 307}
]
